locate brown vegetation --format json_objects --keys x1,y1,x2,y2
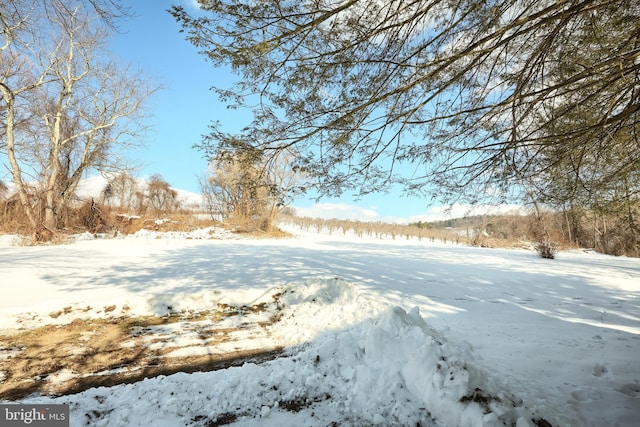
[
  {"x1": 0, "y1": 196, "x2": 178, "y2": 239},
  {"x1": 0, "y1": 190, "x2": 292, "y2": 243},
  {"x1": 1, "y1": 179, "x2": 637, "y2": 256}
]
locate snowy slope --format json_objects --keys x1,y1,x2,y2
[{"x1": 0, "y1": 226, "x2": 638, "y2": 426}]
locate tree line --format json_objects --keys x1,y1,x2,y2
[
  {"x1": 1, "y1": 0, "x2": 156, "y2": 236},
  {"x1": 0, "y1": 171, "x2": 187, "y2": 236}
]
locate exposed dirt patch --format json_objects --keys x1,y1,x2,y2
[{"x1": 0, "y1": 301, "x2": 283, "y2": 400}]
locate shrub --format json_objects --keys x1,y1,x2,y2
[
  {"x1": 75, "y1": 199, "x2": 112, "y2": 233},
  {"x1": 535, "y1": 240, "x2": 558, "y2": 259}
]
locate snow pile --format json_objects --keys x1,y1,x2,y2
[
  {"x1": 273, "y1": 278, "x2": 389, "y2": 344},
  {"x1": 265, "y1": 279, "x2": 539, "y2": 426},
  {"x1": 21, "y1": 279, "x2": 541, "y2": 427}
]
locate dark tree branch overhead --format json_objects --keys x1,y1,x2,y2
[{"x1": 171, "y1": 0, "x2": 639, "y2": 205}]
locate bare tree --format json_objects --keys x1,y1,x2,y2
[
  {"x1": 201, "y1": 145, "x2": 303, "y2": 230},
  {"x1": 260, "y1": 149, "x2": 306, "y2": 230},
  {"x1": 198, "y1": 173, "x2": 222, "y2": 221},
  {"x1": 1, "y1": 0, "x2": 157, "y2": 232},
  {"x1": 102, "y1": 172, "x2": 139, "y2": 211},
  {"x1": 1, "y1": 0, "x2": 49, "y2": 228},
  {"x1": 145, "y1": 174, "x2": 179, "y2": 215},
  {"x1": 36, "y1": 7, "x2": 153, "y2": 229},
  {"x1": 205, "y1": 150, "x2": 264, "y2": 226}
]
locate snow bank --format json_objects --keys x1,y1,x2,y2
[
  {"x1": 21, "y1": 279, "x2": 540, "y2": 427},
  {"x1": 273, "y1": 277, "x2": 389, "y2": 344},
  {"x1": 267, "y1": 279, "x2": 539, "y2": 427}
]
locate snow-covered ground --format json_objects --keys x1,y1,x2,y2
[{"x1": 1, "y1": 225, "x2": 639, "y2": 426}]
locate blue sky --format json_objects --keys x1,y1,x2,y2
[
  {"x1": 109, "y1": 0, "x2": 219, "y2": 194},
  {"x1": 108, "y1": 0, "x2": 519, "y2": 222}
]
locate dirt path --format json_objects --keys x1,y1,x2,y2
[{"x1": 0, "y1": 301, "x2": 284, "y2": 400}]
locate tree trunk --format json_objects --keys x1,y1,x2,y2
[
  {"x1": 44, "y1": 164, "x2": 60, "y2": 230},
  {"x1": 44, "y1": 108, "x2": 65, "y2": 230},
  {"x1": 1, "y1": 85, "x2": 38, "y2": 229},
  {"x1": 592, "y1": 215, "x2": 596, "y2": 251}
]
